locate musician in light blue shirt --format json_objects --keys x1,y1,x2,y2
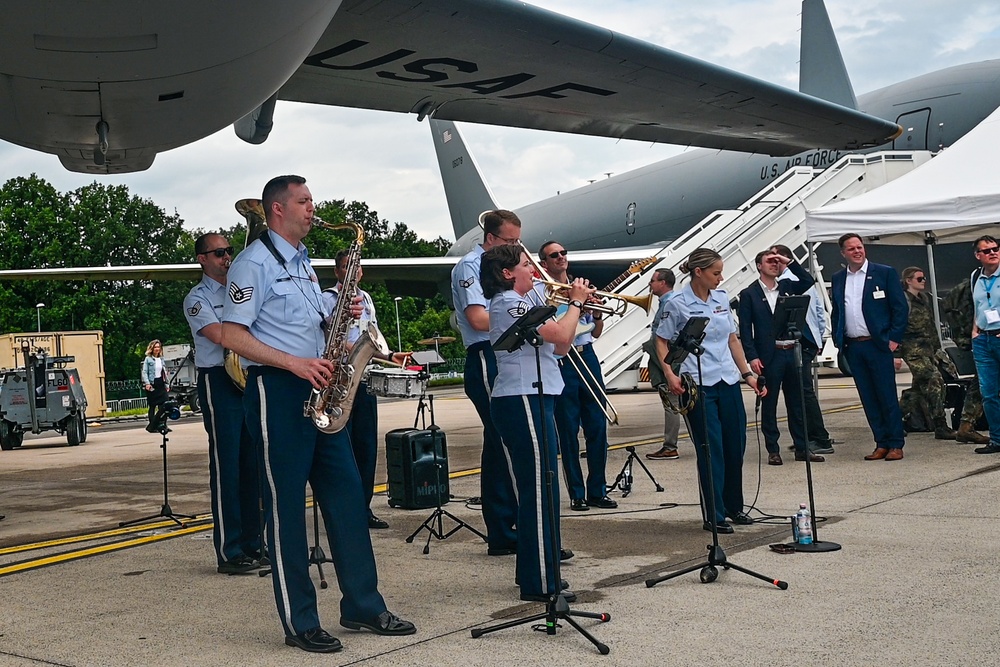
[
  {"x1": 184, "y1": 233, "x2": 260, "y2": 574},
  {"x1": 482, "y1": 243, "x2": 593, "y2": 603}
]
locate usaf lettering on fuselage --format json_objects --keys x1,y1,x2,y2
[
  {"x1": 305, "y1": 40, "x2": 616, "y2": 101},
  {"x1": 760, "y1": 149, "x2": 843, "y2": 180}
]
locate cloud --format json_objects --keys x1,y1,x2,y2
[{"x1": 1, "y1": 0, "x2": 997, "y2": 245}]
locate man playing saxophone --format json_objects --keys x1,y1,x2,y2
[{"x1": 221, "y1": 175, "x2": 415, "y2": 654}]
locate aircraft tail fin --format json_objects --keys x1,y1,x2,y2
[
  {"x1": 429, "y1": 118, "x2": 499, "y2": 240},
  {"x1": 799, "y1": 0, "x2": 858, "y2": 110}
]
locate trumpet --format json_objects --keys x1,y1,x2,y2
[{"x1": 535, "y1": 278, "x2": 653, "y2": 316}]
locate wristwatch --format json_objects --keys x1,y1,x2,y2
[
  {"x1": 569, "y1": 299, "x2": 584, "y2": 309},
  {"x1": 741, "y1": 371, "x2": 754, "y2": 379}
]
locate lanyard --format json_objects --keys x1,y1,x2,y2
[{"x1": 982, "y1": 274, "x2": 999, "y2": 304}]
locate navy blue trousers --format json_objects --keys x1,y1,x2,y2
[
  {"x1": 556, "y1": 344, "x2": 609, "y2": 501},
  {"x1": 244, "y1": 367, "x2": 385, "y2": 637},
  {"x1": 684, "y1": 381, "x2": 747, "y2": 524},
  {"x1": 760, "y1": 348, "x2": 808, "y2": 455},
  {"x1": 197, "y1": 367, "x2": 260, "y2": 565},
  {"x1": 491, "y1": 394, "x2": 562, "y2": 598},
  {"x1": 465, "y1": 342, "x2": 518, "y2": 551},
  {"x1": 845, "y1": 340, "x2": 905, "y2": 449},
  {"x1": 346, "y1": 382, "x2": 378, "y2": 515},
  {"x1": 799, "y1": 345, "x2": 832, "y2": 445}
]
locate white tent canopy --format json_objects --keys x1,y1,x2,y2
[{"x1": 806, "y1": 104, "x2": 1000, "y2": 245}]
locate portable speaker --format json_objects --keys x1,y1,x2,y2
[{"x1": 385, "y1": 428, "x2": 449, "y2": 509}]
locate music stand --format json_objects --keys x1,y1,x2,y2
[
  {"x1": 773, "y1": 295, "x2": 841, "y2": 553},
  {"x1": 646, "y1": 318, "x2": 788, "y2": 589},
  {"x1": 471, "y1": 305, "x2": 611, "y2": 654}
]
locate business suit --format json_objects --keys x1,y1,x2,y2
[
  {"x1": 738, "y1": 261, "x2": 815, "y2": 456},
  {"x1": 831, "y1": 260, "x2": 908, "y2": 453}
]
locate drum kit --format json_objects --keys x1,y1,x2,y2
[{"x1": 365, "y1": 334, "x2": 454, "y2": 405}]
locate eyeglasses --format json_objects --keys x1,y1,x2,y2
[
  {"x1": 201, "y1": 246, "x2": 234, "y2": 258},
  {"x1": 914, "y1": 276, "x2": 926, "y2": 282},
  {"x1": 978, "y1": 246, "x2": 1000, "y2": 255},
  {"x1": 546, "y1": 249, "x2": 568, "y2": 260},
  {"x1": 490, "y1": 233, "x2": 520, "y2": 245}
]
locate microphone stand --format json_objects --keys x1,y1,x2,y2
[
  {"x1": 471, "y1": 306, "x2": 610, "y2": 654},
  {"x1": 646, "y1": 326, "x2": 788, "y2": 589}
]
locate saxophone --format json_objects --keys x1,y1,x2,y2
[{"x1": 304, "y1": 218, "x2": 387, "y2": 433}]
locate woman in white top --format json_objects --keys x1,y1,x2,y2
[{"x1": 141, "y1": 339, "x2": 169, "y2": 430}]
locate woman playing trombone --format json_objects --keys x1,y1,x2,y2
[
  {"x1": 481, "y1": 243, "x2": 594, "y2": 603},
  {"x1": 654, "y1": 247, "x2": 763, "y2": 534}
]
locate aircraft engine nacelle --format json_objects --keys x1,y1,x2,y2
[{"x1": 0, "y1": 0, "x2": 343, "y2": 173}]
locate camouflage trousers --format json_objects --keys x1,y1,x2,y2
[
  {"x1": 961, "y1": 367, "x2": 984, "y2": 425},
  {"x1": 900, "y1": 346, "x2": 948, "y2": 423}
]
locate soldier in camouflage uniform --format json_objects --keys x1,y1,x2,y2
[
  {"x1": 943, "y1": 272, "x2": 989, "y2": 443},
  {"x1": 899, "y1": 267, "x2": 957, "y2": 439}
]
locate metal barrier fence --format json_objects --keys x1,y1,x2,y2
[{"x1": 106, "y1": 397, "x2": 147, "y2": 413}]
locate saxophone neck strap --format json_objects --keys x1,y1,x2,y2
[{"x1": 259, "y1": 230, "x2": 286, "y2": 269}]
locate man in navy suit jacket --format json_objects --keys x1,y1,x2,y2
[
  {"x1": 831, "y1": 233, "x2": 908, "y2": 460},
  {"x1": 739, "y1": 249, "x2": 821, "y2": 465}
]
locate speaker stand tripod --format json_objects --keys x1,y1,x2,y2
[
  {"x1": 645, "y1": 322, "x2": 787, "y2": 590},
  {"x1": 119, "y1": 426, "x2": 194, "y2": 528},
  {"x1": 405, "y1": 380, "x2": 487, "y2": 552},
  {"x1": 610, "y1": 446, "x2": 664, "y2": 497}
]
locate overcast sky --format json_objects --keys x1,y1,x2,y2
[{"x1": 2, "y1": 0, "x2": 999, "y2": 243}]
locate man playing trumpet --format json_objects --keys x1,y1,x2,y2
[{"x1": 538, "y1": 241, "x2": 618, "y2": 512}]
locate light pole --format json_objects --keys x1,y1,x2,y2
[
  {"x1": 35, "y1": 303, "x2": 44, "y2": 333},
  {"x1": 393, "y1": 297, "x2": 403, "y2": 351}
]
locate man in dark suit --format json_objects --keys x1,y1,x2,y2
[
  {"x1": 739, "y1": 248, "x2": 822, "y2": 466},
  {"x1": 831, "y1": 233, "x2": 908, "y2": 461}
]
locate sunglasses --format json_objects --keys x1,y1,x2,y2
[
  {"x1": 201, "y1": 246, "x2": 234, "y2": 258},
  {"x1": 914, "y1": 276, "x2": 926, "y2": 282},
  {"x1": 978, "y1": 246, "x2": 1000, "y2": 255},
  {"x1": 546, "y1": 249, "x2": 568, "y2": 259}
]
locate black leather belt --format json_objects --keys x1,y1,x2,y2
[
  {"x1": 981, "y1": 329, "x2": 1000, "y2": 337},
  {"x1": 574, "y1": 343, "x2": 592, "y2": 353}
]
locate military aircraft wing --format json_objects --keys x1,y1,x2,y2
[{"x1": 281, "y1": 0, "x2": 901, "y2": 157}]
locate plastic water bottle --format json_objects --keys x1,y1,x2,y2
[{"x1": 796, "y1": 503, "x2": 813, "y2": 545}]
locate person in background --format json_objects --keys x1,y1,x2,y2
[
  {"x1": 645, "y1": 268, "x2": 682, "y2": 460},
  {"x1": 970, "y1": 235, "x2": 1000, "y2": 454},
  {"x1": 141, "y1": 340, "x2": 169, "y2": 432},
  {"x1": 898, "y1": 266, "x2": 957, "y2": 440},
  {"x1": 830, "y1": 234, "x2": 908, "y2": 461}
]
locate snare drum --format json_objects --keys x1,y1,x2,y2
[{"x1": 366, "y1": 369, "x2": 426, "y2": 398}]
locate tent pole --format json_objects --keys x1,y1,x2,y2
[{"x1": 924, "y1": 231, "x2": 944, "y2": 346}]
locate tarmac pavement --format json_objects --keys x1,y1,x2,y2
[{"x1": 1, "y1": 373, "x2": 999, "y2": 666}]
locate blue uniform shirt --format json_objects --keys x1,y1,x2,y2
[
  {"x1": 451, "y1": 245, "x2": 490, "y2": 347},
  {"x1": 490, "y1": 290, "x2": 565, "y2": 397},
  {"x1": 973, "y1": 267, "x2": 1000, "y2": 331},
  {"x1": 184, "y1": 275, "x2": 226, "y2": 368},
  {"x1": 656, "y1": 284, "x2": 739, "y2": 386},
  {"x1": 322, "y1": 284, "x2": 377, "y2": 345},
  {"x1": 222, "y1": 230, "x2": 325, "y2": 364}
]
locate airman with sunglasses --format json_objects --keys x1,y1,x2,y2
[
  {"x1": 970, "y1": 235, "x2": 1000, "y2": 453},
  {"x1": 184, "y1": 233, "x2": 262, "y2": 574}
]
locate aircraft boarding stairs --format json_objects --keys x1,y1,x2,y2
[{"x1": 595, "y1": 150, "x2": 933, "y2": 391}]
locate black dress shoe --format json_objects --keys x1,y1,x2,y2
[
  {"x1": 217, "y1": 555, "x2": 259, "y2": 575},
  {"x1": 285, "y1": 627, "x2": 343, "y2": 653},
  {"x1": 368, "y1": 515, "x2": 389, "y2": 529},
  {"x1": 702, "y1": 521, "x2": 734, "y2": 534},
  {"x1": 560, "y1": 548, "x2": 575, "y2": 561},
  {"x1": 728, "y1": 511, "x2": 754, "y2": 526},
  {"x1": 570, "y1": 498, "x2": 589, "y2": 511},
  {"x1": 340, "y1": 610, "x2": 416, "y2": 636},
  {"x1": 975, "y1": 443, "x2": 1000, "y2": 454},
  {"x1": 520, "y1": 590, "x2": 577, "y2": 603},
  {"x1": 587, "y1": 495, "x2": 619, "y2": 509},
  {"x1": 487, "y1": 546, "x2": 517, "y2": 556}
]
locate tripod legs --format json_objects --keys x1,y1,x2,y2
[
  {"x1": 611, "y1": 446, "x2": 664, "y2": 497},
  {"x1": 471, "y1": 594, "x2": 611, "y2": 655},
  {"x1": 405, "y1": 456, "x2": 487, "y2": 553},
  {"x1": 119, "y1": 433, "x2": 195, "y2": 528},
  {"x1": 308, "y1": 499, "x2": 333, "y2": 589}
]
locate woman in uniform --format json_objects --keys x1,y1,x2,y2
[
  {"x1": 654, "y1": 248, "x2": 763, "y2": 533},
  {"x1": 480, "y1": 244, "x2": 593, "y2": 602}
]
